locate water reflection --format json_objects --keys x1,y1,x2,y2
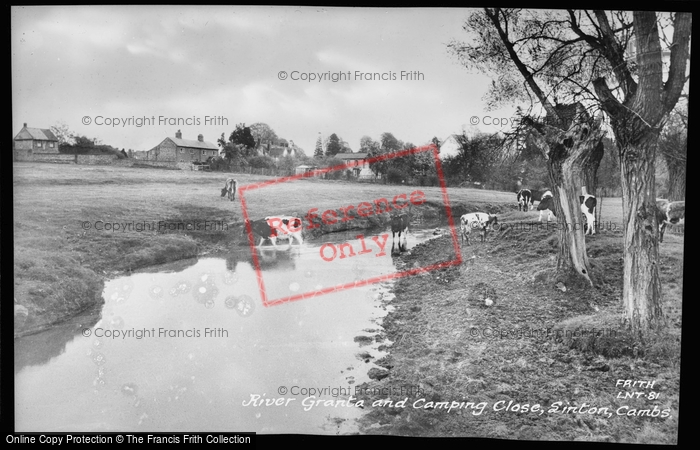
[{"x1": 15, "y1": 226, "x2": 439, "y2": 433}]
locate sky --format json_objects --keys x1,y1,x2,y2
[{"x1": 12, "y1": 6, "x2": 521, "y2": 154}]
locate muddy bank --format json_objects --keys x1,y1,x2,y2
[{"x1": 352, "y1": 225, "x2": 681, "y2": 442}]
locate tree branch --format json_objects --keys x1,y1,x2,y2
[{"x1": 662, "y1": 12, "x2": 692, "y2": 116}]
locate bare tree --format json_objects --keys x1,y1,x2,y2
[{"x1": 450, "y1": 8, "x2": 691, "y2": 336}]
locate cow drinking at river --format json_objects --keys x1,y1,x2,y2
[{"x1": 245, "y1": 216, "x2": 304, "y2": 247}]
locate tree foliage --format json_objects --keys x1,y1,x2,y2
[
  {"x1": 249, "y1": 123, "x2": 279, "y2": 148},
  {"x1": 228, "y1": 123, "x2": 256, "y2": 156},
  {"x1": 325, "y1": 133, "x2": 343, "y2": 157},
  {"x1": 314, "y1": 134, "x2": 324, "y2": 158},
  {"x1": 50, "y1": 121, "x2": 76, "y2": 146}
]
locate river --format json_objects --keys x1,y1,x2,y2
[{"x1": 15, "y1": 226, "x2": 441, "y2": 434}]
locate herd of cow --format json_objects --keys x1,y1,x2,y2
[
  {"x1": 515, "y1": 188, "x2": 685, "y2": 243},
  {"x1": 220, "y1": 178, "x2": 684, "y2": 250},
  {"x1": 516, "y1": 188, "x2": 597, "y2": 235}
]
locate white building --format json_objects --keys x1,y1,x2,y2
[{"x1": 438, "y1": 134, "x2": 464, "y2": 159}]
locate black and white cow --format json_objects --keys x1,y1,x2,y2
[
  {"x1": 390, "y1": 212, "x2": 410, "y2": 253},
  {"x1": 460, "y1": 212, "x2": 498, "y2": 246},
  {"x1": 517, "y1": 189, "x2": 534, "y2": 211},
  {"x1": 537, "y1": 191, "x2": 597, "y2": 235},
  {"x1": 221, "y1": 178, "x2": 237, "y2": 201},
  {"x1": 245, "y1": 216, "x2": 304, "y2": 247},
  {"x1": 537, "y1": 190, "x2": 555, "y2": 222},
  {"x1": 580, "y1": 194, "x2": 597, "y2": 235},
  {"x1": 656, "y1": 199, "x2": 685, "y2": 243}
]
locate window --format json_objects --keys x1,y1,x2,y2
[
  {"x1": 37, "y1": 141, "x2": 42, "y2": 148},
  {"x1": 180, "y1": 148, "x2": 184, "y2": 153},
  {"x1": 49, "y1": 142, "x2": 55, "y2": 148},
  {"x1": 190, "y1": 149, "x2": 194, "y2": 155}
]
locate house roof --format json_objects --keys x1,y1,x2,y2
[
  {"x1": 269, "y1": 146, "x2": 290, "y2": 157},
  {"x1": 335, "y1": 152, "x2": 368, "y2": 160},
  {"x1": 167, "y1": 137, "x2": 219, "y2": 150},
  {"x1": 14, "y1": 126, "x2": 58, "y2": 141},
  {"x1": 443, "y1": 134, "x2": 462, "y2": 143}
]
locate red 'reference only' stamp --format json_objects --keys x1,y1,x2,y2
[{"x1": 239, "y1": 144, "x2": 461, "y2": 307}]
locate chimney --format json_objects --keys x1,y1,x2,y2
[
  {"x1": 23, "y1": 123, "x2": 27, "y2": 128},
  {"x1": 198, "y1": 134, "x2": 203, "y2": 142},
  {"x1": 175, "y1": 129, "x2": 182, "y2": 139}
]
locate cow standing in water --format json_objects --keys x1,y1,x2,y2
[
  {"x1": 390, "y1": 212, "x2": 410, "y2": 253},
  {"x1": 221, "y1": 178, "x2": 237, "y2": 201},
  {"x1": 245, "y1": 216, "x2": 304, "y2": 247}
]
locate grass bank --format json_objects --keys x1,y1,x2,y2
[{"x1": 353, "y1": 209, "x2": 683, "y2": 443}]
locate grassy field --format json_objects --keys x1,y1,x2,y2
[{"x1": 13, "y1": 162, "x2": 684, "y2": 443}]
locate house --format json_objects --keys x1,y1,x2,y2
[
  {"x1": 131, "y1": 150, "x2": 149, "y2": 160},
  {"x1": 438, "y1": 134, "x2": 464, "y2": 159},
  {"x1": 295, "y1": 164, "x2": 319, "y2": 176},
  {"x1": 146, "y1": 130, "x2": 219, "y2": 162},
  {"x1": 14, "y1": 123, "x2": 59, "y2": 161},
  {"x1": 256, "y1": 140, "x2": 299, "y2": 159},
  {"x1": 334, "y1": 152, "x2": 372, "y2": 177}
]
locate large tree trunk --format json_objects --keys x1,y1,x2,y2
[
  {"x1": 617, "y1": 129, "x2": 664, "y2": 335},
  {"x1": 590, "y1": 9, "x2": 691, "y2": 337},
  {"x1": 527, "y1": 111, "x2": 606, "y2": 288},
  {"x1": 582, "y1": 140, "x2": 605, "y2": 196}
]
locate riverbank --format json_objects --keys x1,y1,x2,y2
[{"x1": 352, "y1": 222, "x2": 683, "y2": 443}]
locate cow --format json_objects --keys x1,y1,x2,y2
[
  {"x1": 460, "y1": 212, "x2": 498, "y2": 246},
  {"x1": 537, "y1": 191, "x2": 555, "y2": 222},
  {"x1": 390, "y1": 212, "x2": 410, "y2": 253},
  {"x1": 221, "y1": 178, "x2": 237, "y2": 201},
  {"x1": 580, "y1": 194, "x2": 597, "y2": 235},
  {"x1": 538, "y1": 190, "x2": 597, "y2": 235},
  {"x1": 245, "y1": 216, "x2": 304, "y2": 247},
  {"x1": 516, "y1": 189, "x2": 534, "y2": 211},
  {"x1": 656, "y1": 199, "x2": 685, "y2": 243}
]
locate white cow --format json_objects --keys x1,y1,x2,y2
[{"x1": 460, "y1": 212, "x2": 498, "y2": 246}]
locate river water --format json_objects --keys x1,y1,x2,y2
[{"x1": 15, "y1": 226, "x2": 441, "y2": 434}]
